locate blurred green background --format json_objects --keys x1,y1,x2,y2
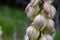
[{"x1": 0, "y1": 6, "x2": 28, "y2": 40}]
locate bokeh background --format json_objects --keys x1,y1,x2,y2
[{"x1": 0, "y1": 0, "x2": 60, "y2": 40}]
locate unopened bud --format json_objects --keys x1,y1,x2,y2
[
  {"x1": 40, "y1": 34, "x2": 53, "y2": 40},
  {"x1": 26, "y1": 26, "x2": 40, "y2": 40},
  {"x1": 33, "y1": 14, "x2": 46, "y2": 30},
  {"x1": 42, "y1": 19, "x2": 55, "y2": 32},
  {"x1": 27, "y1": 5, "x2": 40, "y2": 20},
  {"x1": 24, "y1": 34, "x2": 29, "y2": 40},
  {"x1": 47, "y1": 19, "x2": 55, "y2": 32},
  {"x1": 50, "y1": 5, "x2": 56, "y2": 19},
  {"x1": 43, "y1": 1, "x2": 56, "y2": 19},
  {"x1": 43, "y1": 1, "x2": 50, "y2": 18}
]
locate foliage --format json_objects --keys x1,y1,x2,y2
[{"x1": 0, "y1": 6, "x2": 27, "y2": 40}]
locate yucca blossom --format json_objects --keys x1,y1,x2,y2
[
  {"x1": 40, "y1": 34, "x2": 53, "y2": 40},
  {"x1": 26, "y1": 26, "x2": 40, "y2": 40},
  {"x1": 42, "y1": 19, "x2": 55, "y2": 32},
  {"x1": 43, "y1": 1, "x2": 56, "y2": 19},
  {"x1": 33, "y1": 14, "x2": 46, "y2": 31},
  {"x1": 26, "y1": 5, "x2": 40, "y2": 21}
]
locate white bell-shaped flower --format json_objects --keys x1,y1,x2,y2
[
  {"x1": 26, "y1": 26, "x2": 40, "y2": 40},
  {"x1": 24, "y1": 34, "x2": 29, "y2": 40},
  {"x1": 40, "y1": 34, "x2": 53, "y2": 40},
  {"x1": 43, "y1": 1, "x2": 50, "y2": 18},
  {"x1": 42, "y1": 19, "x2": 55, "y2": 32},
  {"x1": 50, "y1": 5, "x2": 56, "y2": 19},
  {"x1": 43, "y1": 1, "x2": 56, "y2": 19},
  {"x1": 33, "y1": 14, "x2": 46, "y2": 30},
  {"x1": 47, "y1": 19, "x2": 55, "y2": 32},
  {"x1": 27, "y1": 5, "x2": 40, "y2": 20}
]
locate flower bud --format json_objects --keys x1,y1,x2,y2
[
  {"x1": 33, "y1": 14, "x2": 46, "y2": 30},
  {"x1": 47, "y1": 19, "x2": 55, "y2": 32},
  {"x1": 43, "y1": 1, "x2": 56, "y2": 19},
  {"x1": 43, "y1": 1, "x2": 50, "y2": 18},
  {"x1": 24, "y1": 34, "x2": 29, "y2": 40},
  {"x1": 27, "y1": 5, "x2": 40, "y2": 20},
  {"x1": 50, "y1": 5, "x2": 56, "y2": 19},
  {"x1": 40, "y1": 34, "x2": 53, "y2": 40},
  {"x1": 42, "y1": 19, "x2": 55, "y2": 32},
  {"x1": 26, "y1": 26, "x2": 40, "y2": 40}
]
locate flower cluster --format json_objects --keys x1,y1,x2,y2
[{"x1": 24, "y1": 0, "x2": 56, "y2": 40}]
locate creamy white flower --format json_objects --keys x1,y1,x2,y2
[
  {"x1": 33, "y1": 14, "x2": 46, "y2": 31},
  {"x1": 26, "y1": 26, "x2": 40, "y2": 40},
  {"x1": 47, "y1": 19, "x2": 55, "y2": 32},
  {"x1": 40, "y1": 34, "x2": 53, "y2": 40},
  {"x1": 43, "y1": 1, "x2": 56, "y2": 19},
  {"x1": 50, "y1": 5, "x2": 56, "y2": 19},
  {"x1": 43, "y1": 1, "x2": 50, "y2": 18},
  {"x1": 27, "y1": 5, "x2": 40, "y2": 20},
  {"x1": 42, "y1": 19, "x2": 55, "y2": 32},
  {"x1": 24, "y1": 34, "x2": 29, "y2": 40}
]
